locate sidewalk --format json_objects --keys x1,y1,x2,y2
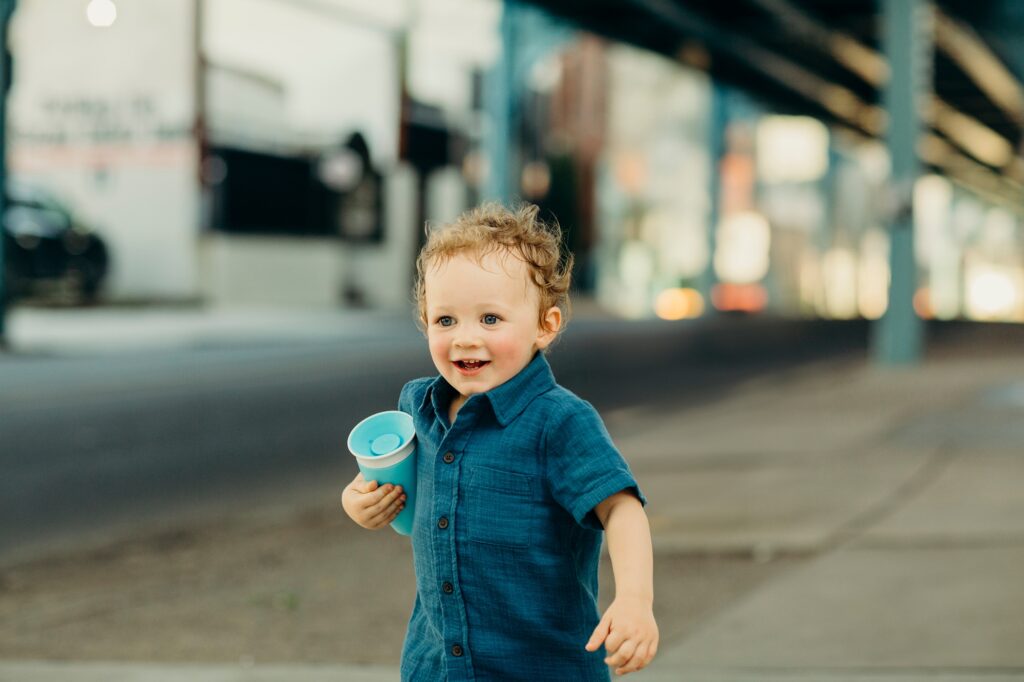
[
  {"x1": 626, "y1": 344, "x2": 1024, "y2": 677},
  {"x1": 2, "y1": 315, "x2": 1023, "y2": 680},
  {"x1": 1, "y1": 305, "x2": 420, "y2": 355}
]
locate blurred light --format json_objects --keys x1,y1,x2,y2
[
  {"x1": 528, "y1": 57, "x2": 562, "y2": 93},
  {"x1": 620, "y1": 241, "x2": 654, "y2": 289},
  {"x1": 760, "y1": 185, "x2": 823, "y2": 232},
  {"x1": 965, "y1": 266, "x2": 1020, "y2": 321},
  {"x1": 613, "y1": 152, "x2": 647, "y2": 196},
  {"x1": 714, "y1": 211, "x2": 771, "y2": 284},
  {"x1": 981, "y1": 207, "x2": 1017, "y2": 252},
  {"x1": 913, "y1": 287, "x2": 934, "y2": 319},
  {"x1": 520, "y1": 161, "x2": 551, "y2": 199},
  {"x1": 654, "y1": 288, "x2": 704, "y2": 320},
  {"x1": 951, "y1": 197, "x2": 983, "y2": 244},
  {"x1": 829, "y1": 33, "x2": 889, "y2": 85},
  {"x1": 914, "y1": 174, "x2": 952, "y2": 265},
  {"x1": 799, "y1": 249, "x2": 822, "y2": 314},
  {"x1": 822, "y1": 248, "x2": 858, "y2": 319},
  {"x1": 928, "y1": 98, "x2": 1015, "y2": 169},
  {"x1": 720, "y1": 152, "x2": 755, "y2": 214},
  {"x1": 858, "y1": 229, "x2": 889, "y2": 320},
  {"x1": 86, "y1": 0, "x2": 117, "y2": 28},
  {"x1": 461, "y1": 151, "x2": 488, "y2": 188},
  {"x1": 756, "y1": 116, "x2": 829, "y2": 183},
  {"x1": 712, "y1": 283, "x2": 767, "y2": 313},
  {"x1": 930, "y1": 239, "x2": 963, "y2": 320},
  {"x1": 317, "y1": 149, "x2": 362, "y2": 192},
  {"x1": 855, "y1": 141, "x2": 890, "y2": 185}
]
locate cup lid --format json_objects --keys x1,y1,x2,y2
[{"x1": 371, "y1": 433, "x2": 402, "y2": 455}]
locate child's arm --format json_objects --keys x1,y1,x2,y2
[
  {"x1": 341, "y1": 472, "x2": 406, "y2": 530},
  {"x1": 585, "y1": 491, "x2": 658, "y2": 676}
]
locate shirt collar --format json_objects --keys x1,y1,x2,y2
[{"x1": 421, "y1": 352, "x2": 556, "y2": 427}]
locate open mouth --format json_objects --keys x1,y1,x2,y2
[{"x1": 453, "y1": 359, "x2": 490, "y2": 374}]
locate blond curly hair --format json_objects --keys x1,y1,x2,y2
[{"x1": 414, "y1": 202, "x2": 573, "y2": 333}]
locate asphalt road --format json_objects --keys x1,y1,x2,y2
[{"x1": 0, "y1": 316, "x2": 871, "y2": 562}]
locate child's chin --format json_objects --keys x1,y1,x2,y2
[{"x1": 454, "y1": 379, "x2": 495, "y2": 394}]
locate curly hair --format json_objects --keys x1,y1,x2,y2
[{"x1": 414, "y1": 202, "x2": 573, "y2": 333}]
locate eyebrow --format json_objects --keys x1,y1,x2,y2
[{"x1": 428, "y1": 302, "x2": 513, "y2": 313}]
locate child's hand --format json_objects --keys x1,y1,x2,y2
[
  {"x1": 585, "y1": 596, "x2": 659, "y2": 676},
  {"x1": 340, "y1": 472, "x2": 406, "y2": 530}
]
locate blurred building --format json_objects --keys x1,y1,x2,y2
[
  {"x1": 9, "y1": 0, "x2": 498, "y2": 308},
  {"x1": 8, "y1": 0, "x2": 1024, "y2": 323}
]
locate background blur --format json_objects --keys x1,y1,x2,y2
[{"x1": 2, "y1": 1, "x2": 1024, "y2": 680}]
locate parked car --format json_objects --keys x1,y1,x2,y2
[{"x1": 2, "y1": 183, "x2": 109, "y2": 304}]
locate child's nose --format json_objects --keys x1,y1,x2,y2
[{"x1": 454, "y1": 331, "x2": 482, "y2": 348}]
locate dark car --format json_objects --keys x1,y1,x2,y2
[{"x1": 2, "y1": 183, "x2": 109, "y2": 304}]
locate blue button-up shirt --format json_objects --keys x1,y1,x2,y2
[{"x1": 397, "y1": 352, "x2": 645, "y2": 681}]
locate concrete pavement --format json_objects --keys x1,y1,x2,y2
[
  {"x1": 625, "y1": 343, "x2": 1024, "y2": 678},
  {"x1": 1, "y1": 305, "x2": 420, "y2": 355},
  {"x1": 2, "y1": 307, "x2": 1023, "y2": 680}
]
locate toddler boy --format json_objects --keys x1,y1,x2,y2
[{"x1": 342, "y1": 203, "x2": 657, "y2": 680}]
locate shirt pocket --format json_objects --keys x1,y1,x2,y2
[{"x1": 461, "y1": 465, "x2": 535, "y2": 549}]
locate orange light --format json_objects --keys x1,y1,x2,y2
[
  {"x1": 614, "y1": 152, "x2": 647, "y2": 196},
  {"x1": 913, "y1": 287, "x2": 933, "y2": 319},
  {"x1": 711, "y1": 283, "x2": 768, "y2": 313},
  {"x1": 655, "y1": 288, "x2": 705, "y2": 320}
]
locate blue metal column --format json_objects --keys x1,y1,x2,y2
[
  {"x1": 482, "y1": 3, "x2": 518, "y2": 203},
  {"x1": 872, "y1": 0, "x2": 931, "y2": 365},
  {"x1": 0, "y1": 0, "x2": 14, "y2": 345},
  {"x1": 699, "y1": 83, "x2": 728, "y2": 312},
  {"x1": 482, "y1": 1, "x2": 571, "y2": 204}
]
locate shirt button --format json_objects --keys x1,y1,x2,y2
[
  {"x1": 443, "y1": 452, "x2": 455, "y2": 464},
  {"x1": 451, "y1": 644, "x2": 464, "y2": 657},
  {"x1": 437, "y1": 516, "x2": 449, "y2": 530},
  {"x1": 442, "y1": 581, "x2": 454, "y2": 594}
]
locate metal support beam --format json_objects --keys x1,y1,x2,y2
[
  {"x1": 934, "y1": 9, "x2": 1024, "y2": 128},
  {"x1": 872, "y1": 0, "x2": 931, "y2": 366},
  {"x1": 699, "y1": 83, "x2": 727, "y2": 312},
  {"x1": 482, "y1": 1, "x2": 572, "y2": 204},
  {"x1": 0, "y1": 0, "x2": 14, "y2": 346},
  {"x1": 750, "y1": 0, "x2": 1024, "y2": 193},
  {"x1": 482, "y1": 4, "x2": 518, "y2": 203}
]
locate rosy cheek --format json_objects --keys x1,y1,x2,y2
[
  {"x1": 426, "y1": 334, "x2": 445, "y2": 358},
  {"x1": 485, "y1": 335, "x2": 521, "y2": 363}
]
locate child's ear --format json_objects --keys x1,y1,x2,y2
[{"x1": 536, "y1": 306, "x2": 563, "y2": 349}]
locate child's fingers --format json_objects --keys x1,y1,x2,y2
[
  {"x1": 365, "y1": 486, "x2": 404, "y2": 517},
  {"x1": 356, "y1": 476, "x2": 379, "y2": 494},
  {"x1": 361, "y1": 483, "x2": 395, "y2": 509},
  {"x1": 614, "y1": 641, "x2": 649, "y2": 675},
  {"x1": 585, "y1": 614, "x2": 611, "y2": 652},
  {"x1": 367, "y1": 491, "x2": 406, "y2": 524},
  {"x1": 603, "y1": 627, "x2": 628, "y2": 657},
  {"x1": 605, "y1": 637, "x2": 637, "y2": 668}
]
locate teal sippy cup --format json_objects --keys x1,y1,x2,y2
[{"x1": 347, "y1": 411, "x2": 417, "y2": 535}]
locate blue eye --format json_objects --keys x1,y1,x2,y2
[
  {"x1": 437, "y1": 316, "x2": 455, "y2": 327},
  {"x1": 482, "y1": 314, "x2": 499, "y2": 325}
]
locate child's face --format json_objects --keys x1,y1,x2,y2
[{"x1": 424, "y1": 249, "x2": 560, "y2": 402}]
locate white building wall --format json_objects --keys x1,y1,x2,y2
[
  {"x1": 7, "y1": 0, "x2": 498, "y2": 307},
  {"x1": 202, "y1": 0, "x2": 402, "y2": 160},
  {"x1": 9, "y1": 0, "x2": 200, "y2": 301}
]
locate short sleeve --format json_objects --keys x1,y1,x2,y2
[
  {"x1": 398, "y1": 377, "x2": 431, "y2": 414},
  {"x1": 545, "y1": 396, "x2": 646, "y2": 530}
]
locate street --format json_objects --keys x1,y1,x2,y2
[{"x1": 0, "y1": 314, "x2": 868, "y2": 562}]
